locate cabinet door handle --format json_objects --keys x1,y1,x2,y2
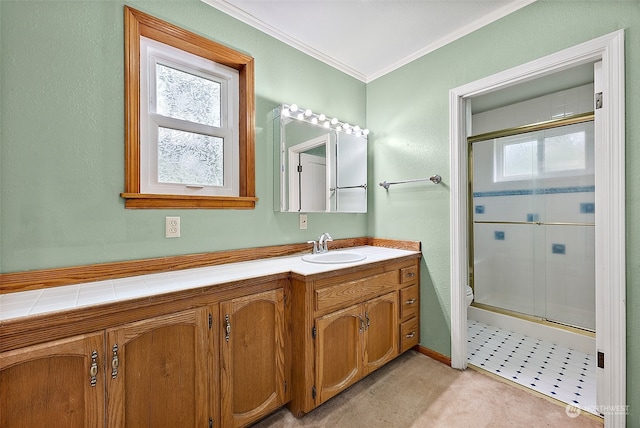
[
  {"x1": 405, "y1": 299, "x2": 416, "y2": 305},
  {"x1": 359, "y1": 316, "x2": 365, "y2": 332},
  {"x1": 89, "y1": 350, "x2": 98, "y2": 387},
  {"x1": 225, "y1": 314, "x2": 231, "y2": 342},
  {"x1": 365, "y1": 311, "x2": 370, "y2": 329},
  {"x1": 405, "y1": 332, "x2": 416, "y2": 339},
  {"x1": 111, "y1": 344, "x2": 119, "y2": 379}
]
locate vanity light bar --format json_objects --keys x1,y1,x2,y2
[{"x1": 281, "y1": 104, "x2": 369, "y2": 137}]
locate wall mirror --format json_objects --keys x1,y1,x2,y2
[{"x1": 273, "y1": 104, "x2": 368, "y2": 213}]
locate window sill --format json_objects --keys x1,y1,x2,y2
[{"x1": 120, "y1": 193, "x2": 258, "y2": 209}]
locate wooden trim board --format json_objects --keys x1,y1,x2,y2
[{"x1": 0, "y1": 237, "x2": 420, "y2": 294}]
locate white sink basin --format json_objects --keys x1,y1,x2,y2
[{"x1": 302, "y1": 251, "x2": 366, "y2": 264}]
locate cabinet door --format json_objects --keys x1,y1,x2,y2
[
  {"x1": 221, "y1": 288, "x2": 288, "y2": 428},
  {"x1": 106, "y1": 307, "x2": 212, "y2": 428},
  {"x1": 363, "y1": 292, "x2": 398, "y2": 375},
  {"x1": 0, "y1": 332, "x2": 105, "y2": 428},
  {"x1": 315, "y1": 303, "x2": 363, "y2": 404}
]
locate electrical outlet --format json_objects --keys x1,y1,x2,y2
[
  {"x1": 166, "y1": 216, "x2": 180, "y2": 238},
  {"x1": 299, "y1": 214, "x2": 308, "y2": 230}
]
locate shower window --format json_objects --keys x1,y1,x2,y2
[
  {"x1": 543, "y1": 131, "x2": 586, "y2": 172},
  {"x1": 494, "y1": 127, "x2": 591, "y2": 183},
  {"x1": 498, "y1": 138, "x2": 536, "y2": 180}
]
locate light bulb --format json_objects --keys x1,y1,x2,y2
[
  {"x1": 282, "y1": 108, "x2": 290, "y2": 117},
  {"x1": 304, "y1": 109, "x2": 312, "y2": 117},
  {"x1": 318, "y1": 114, "x2": 326, "y2": 121},
  {"x1": 354, "y1": 125, "x2": 360, "y2": 132},
  {"x1": 323, "y1": 121, "x2": 330, "y2": 128},
  {"x1": 311, "y1": 117, "x2": 318, "y2": 124},
  {"x1": 330, "y1": 118, "x2": 338, "y2": 125},
  {"x1": 342, "y1": 123, "x2": 350, "y2": 130},
  {"x1": 290, "y1": 104, "x2": 298, "y2": 112},
  {"x1": 297, "y1": 113, "x2": 304, "y2": 120},
  {"x1": 346, "y1": 128, "x2": 352, "y2": 134},
  {"x1": 363, "y1": 129, "x2": 370, "y2": 136}
]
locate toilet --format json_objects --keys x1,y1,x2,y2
[{"x1": 465, "y1": 285, "x2": 474, "y2": 307}]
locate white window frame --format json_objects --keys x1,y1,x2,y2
[
  {"x1": 493, "y1": 121, "x2": 594, "y2": 183},
  {"x1": 139, "y1": 37, "x2": 239, "y2": 197}
]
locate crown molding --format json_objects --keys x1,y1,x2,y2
[
  {"x1": 202, "y1": 0, "x2": 536, "y2": 83},
  {"x1": 367, "y1": 0, "x2": 538, "y2": 82},
  {"x1": 201, "y1": 0, "x2": 368, "y2": 81}
]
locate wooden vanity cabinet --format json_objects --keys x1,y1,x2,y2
[
  {"x1": 289, "y1": 256, "x2": 420, "y2": 417},
  {"x1": 0, "y1": 250, "x2": 418, "y2": 425},
  {"x1": 315, "y1": 292, "x2": 398, "y2": 405},
  {"x1": 0, "y1": 277, "x2": 290, "y2": 428},
  {"x1": 105, "y1": 307, "x2": 213, "y2": 428},
  {"x1": 0, "y1": 332, "x2": 105, "y2": 428},
  {"x1": 363, "y1": 292, "x2": 399, "y2": 374},
  {"x1": 399, "y1": 265, "x2": 420, "y2": 353},
  {"x1": 220, "y1": 288, "x2": 290, "y2": 428}
]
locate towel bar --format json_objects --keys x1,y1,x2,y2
[{"x1": 379, "y1": 175, "x2": 441, "y2": 190}]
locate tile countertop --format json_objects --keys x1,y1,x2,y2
[{"x1": 0, "y1": 246, "x2": 420, "y2": 322}]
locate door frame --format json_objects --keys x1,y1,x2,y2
[{"x1": 449, "y1": 30, "x2": 625, "y2": 426}]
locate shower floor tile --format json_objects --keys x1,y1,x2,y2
[{"x1": 467, "y1": 320, "x2": 598, "y2": 415}]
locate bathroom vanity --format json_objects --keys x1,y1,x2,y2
[
  {"x1": 0, "y1": 243, "x2": 420, "y2": 427},
  {"x1": 288, "y1": 256, "x2": 420, "y2": 417}
]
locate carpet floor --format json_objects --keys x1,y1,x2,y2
[{"x1": 253, "y1": 350, "x2": 602, "y2": 427}]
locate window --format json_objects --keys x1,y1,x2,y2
[
  {"x1": 122, "y1": 6, "x2": 256, "y2": 209},
  {"x1": 494, "y1": 121, "x2": 593, "y2": 182}
]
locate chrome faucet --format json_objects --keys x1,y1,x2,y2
[
  {"x1": 307, "y1": 232, "x2": 333, "y2": 254},
  {"x1": 318, "y1": 232, "x2": 333, "y2": 253},
  {"x1": 306, "y1": 240, "x2": 319, "y2": 254}
]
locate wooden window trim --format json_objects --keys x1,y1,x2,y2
[{"x1": 121, "y1": 6, "x2": 257, "y2": 209}]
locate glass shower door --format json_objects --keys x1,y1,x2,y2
[
  {"x1": 471, "y1": 119, "x2": 595, "y2": 331},
  {"x1": 540, "y1": 123, "x2": 596, "y2": 330}
]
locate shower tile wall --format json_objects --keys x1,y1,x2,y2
[{"x1": 472, "y1": 84, "x2": 594, "y2": 134}]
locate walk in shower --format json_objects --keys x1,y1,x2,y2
[{"x1": 469, "y1": 114, "x2": 595, "y2": 332}]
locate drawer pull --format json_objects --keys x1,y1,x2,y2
[
  {"x1": 89, "y1": 350, "x2": 98, "y2": 387},
  {"x1": 405, "y1": 272, "x2": 415, "y2": 278},
  {"x1": 111, "y1": 344, "x2": 119, "y2": 379},
  {"x1": 405, "y1": 298, "x2": 416, "y2": 305},
  {"x1": 405, "y1": 332, "x2": 416, "y2": 339},
  {"x1": 225, "y1": 314, "x2": 231, "y2": 342}
]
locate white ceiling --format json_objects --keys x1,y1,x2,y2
[{"x1": 202, "y1": 0, "x2": 537, "y2": 82}]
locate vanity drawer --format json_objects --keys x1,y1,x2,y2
[
  {"x1": 400, "y1": 266, "x2": 418, "y2": 284},
  {"x1": 400, "y1": 317, "x2": 419, "y2": 353},
  {"x1": 315, "y1": 270, "x2": 398, "y2": 313},
  {"x1": 400, "y1": 283, "x2": 419, "y2": 320}
]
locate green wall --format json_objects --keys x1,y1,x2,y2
[
  {"x1": 367, "y1": 0, "x2": 639, "y2": 423},
  {"x1": 0, "y1": 0, "x2": 367, "y2": 273},
  {"x1": 2, "y1": 0, "x2": 639, "y2": 424}
]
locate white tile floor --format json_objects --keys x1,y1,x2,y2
[{"x1": 467, "y1": 320, "x2": 598, "y2": 415}]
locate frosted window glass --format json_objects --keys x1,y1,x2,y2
[
  {"x1": 503, "y1": 140, "x2": 536, "y2": 177},
  {"x1": 544, "y1": 131, "x2": 585, "y2": 172},
  {"x1": 156, "y1": 64, "x2": 221, "y2": 127},
  {"x1": 157, "y1": 127, "x2": 223, "y2": 186}
]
